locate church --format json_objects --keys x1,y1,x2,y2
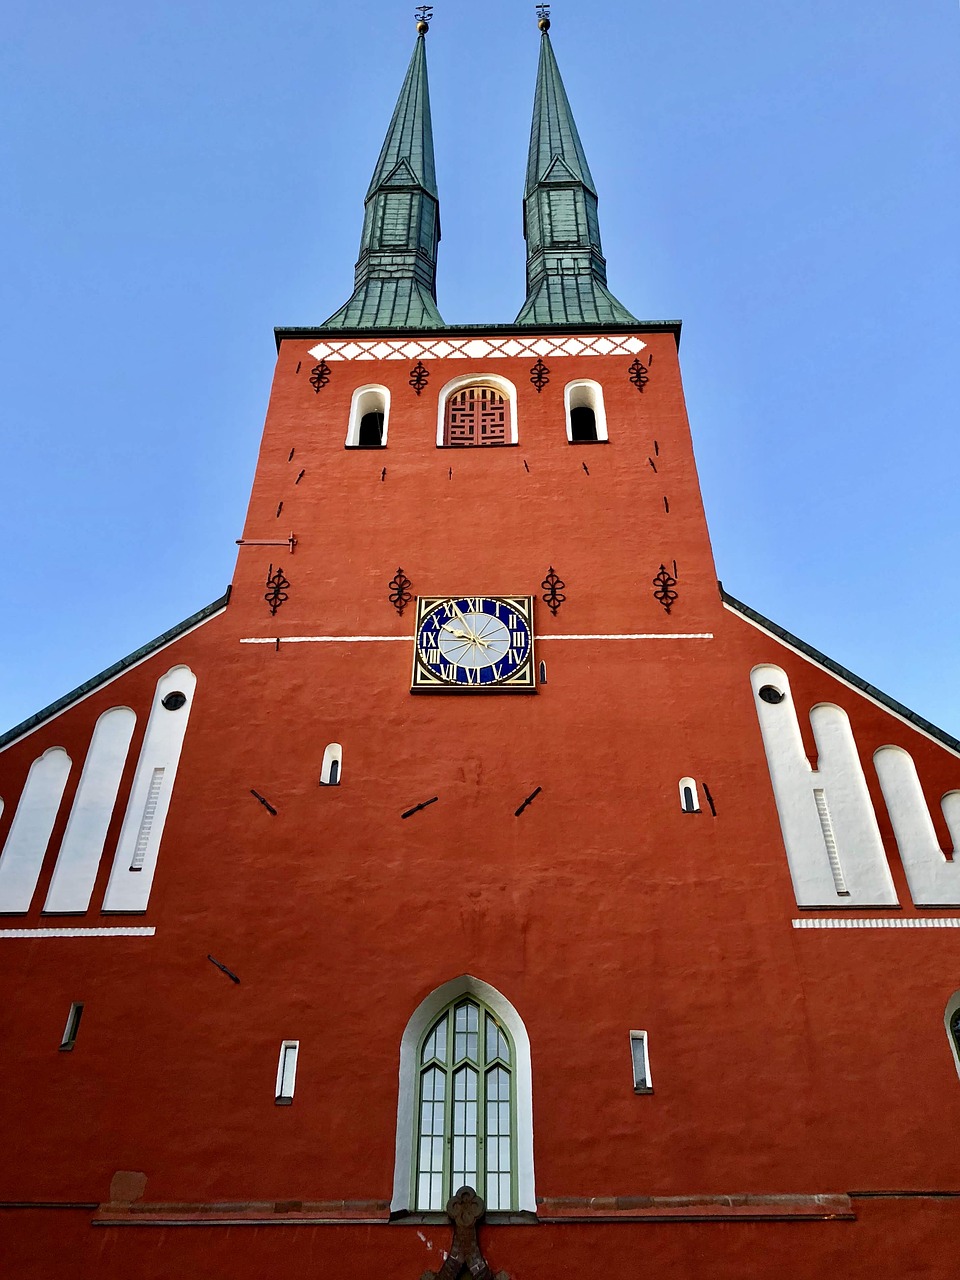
[{"x1": 1, "y1": 9, "x2": 958, "y2": 1277}]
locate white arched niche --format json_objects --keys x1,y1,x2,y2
[
  {"x1": 346, "y1": 384, "x2": 391, "y2": 449},
  {"x1": 435, "y1": 373, "x2": 519, "y2": 447},
  {"x1": 320, "y1": 743, "x2": 342, "y2": 786},
  {"x1": 564, "y1": 379, "x2": 608, "y2": 442},
  {"x1": 678, "y1": 777, "x2": 700, "y2": 813},
  {"x1": 392, "y1": 974, "x2": 536, "y2": 1213},
  {"x1": 946, "y1": 990, "x2": 960, "y2": 1081}
]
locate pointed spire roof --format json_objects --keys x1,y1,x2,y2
[
  {"x1": 366, "y1": 35, "x2": 438, "y2": 202},
  {"x1": 516, "y1": 23, "x2": 637, "y2": 327},
  {"x1": 324, "y1": 28, "x2": 444, "y2": 330},
  {"x1": 525, "y1": 29, "x2": 596, "y2": 198}
]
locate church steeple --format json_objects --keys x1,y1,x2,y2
[
  {"x1": 324, "y1": 17, "x2": 444, "y2": 330},
  {"x1": 516, "y1": 13, "x2": 637, "y2": 326}
]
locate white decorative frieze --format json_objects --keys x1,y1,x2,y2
[{"x1": 307, "y1": 333, "x2": 647, "y2": 363}]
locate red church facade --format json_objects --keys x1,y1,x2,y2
[{"x1": 1, "y1": 16, "x2": 958, "y2": 1279}]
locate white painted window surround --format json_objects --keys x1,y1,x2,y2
[
  {"x1": 44, "y1": 707, "x2": 137, "y2": 915},
  {"x1": 750, "y1": 665, "x2": 898, "y2": 909},
  {"x1": 564, "y1": 380, "x2": 608, "y2": 442},
  {"x1": 873, "y1": 746, "x2": 960, "y2": 907},
  {"x1": 679, "y1": 778, "x2": 700, "y2": 813},
  {"x1": 435, "y1": 374, "x2": 519, "y2": 447},
  {"x1": 320, "y1": 743, "x2": 342, "y2": 786},
  {"x1": 102, "y1": 667, "x2": 197, "y2": 914},
  {"x1": 0, "y1": 747, "x2": 72, "y2": 913},
  {"x1": 346, "y1": 384, "x2": 390, "y2": 448},
  {"x1": 392, "y1": 975, "x2": 535, "y2": 1213},
  {"x1": 630, "y1": 1030, "x2": 652, "y2": 1092},
  {"x1": 275, "y1": 1041, "x2": 299, "y2": 1104},
  {"x1": 946, "y1": 992, "x2": 960, "y2": 1081}
]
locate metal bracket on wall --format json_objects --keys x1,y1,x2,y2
[{"x1": 237, "y1": 534, "x2": 298, "y2": 554}]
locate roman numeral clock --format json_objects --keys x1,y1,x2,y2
[{"x1": 412, "y1": 596, "x2": 536, "y2": 692}]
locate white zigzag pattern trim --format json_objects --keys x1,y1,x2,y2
[
  {"x1": 307, "y1": 334, "x2": 647, "y2": 363},
  {"x1": 792, "y1": 917, "x2": 960, "y2": 929},
  {"x1": 0, "y1": 926, "x2": 157, "y2": 938}
]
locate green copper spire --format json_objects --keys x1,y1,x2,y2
[
  {"x1": 516, "y1": 18, "x2": 637, "y2": 326},
  {"x1": 324, "y1": 24, "x2": 444, "y2": 329}
]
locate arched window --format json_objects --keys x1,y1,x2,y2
[
  {"x1": 564, "y1": 380, "x2": 608, "y2": 443},
  {"x1": 346, "y1": 385, "x2": 390, "y2": 449},
  {"x1": 444, "y1": 385, "x2": 508, "y2": 447},
  {"x1": 679, "y1": 777, "x2": 700, "y2": 813},
  {"x1": 320, "y1": 743, "x2": 342, "y2": 786},
  {"x1": 393, "y1": 975, "x2": 535, "y2": 1214},
  {"x1": 416, "y1": 996, "x2": 515, "y2": 1211},
  {"x1": 437, "y1": 375, "x2": 518, "y2": 448}
]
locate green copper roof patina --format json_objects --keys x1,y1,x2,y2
[
  {"x1": 516, "y1": 26, "x2": 637, "y2": 326},
  {"x1": 324, "y1": 32, "x2": 444, "y2": 329}
]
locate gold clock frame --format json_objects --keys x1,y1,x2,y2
[{"x1": 411, "y1": 595, "x2": 537, "y2": 694}]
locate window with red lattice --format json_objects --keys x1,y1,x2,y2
[{"x1": 443, "y1": 385, "x2": 508, "y2": 446}]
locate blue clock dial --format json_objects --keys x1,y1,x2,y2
[{"x1": 412, "y1": 596, "x2": 536, "y2": 693}]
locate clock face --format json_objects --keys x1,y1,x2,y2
[{"x1": 412, "y1": 596, "x2": 536, "y2": 693}]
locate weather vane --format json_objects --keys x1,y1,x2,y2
[
  {"x1": 415, "y1": 5, "x2": 434, "y2": 32},
  {"x1": 536, "y1": 4, "x2": 551, "y2": 30}
]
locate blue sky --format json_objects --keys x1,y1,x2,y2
[{"x1": 1, "y1": 1, "x2": 958, "y2": 734}]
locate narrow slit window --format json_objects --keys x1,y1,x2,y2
[
  {"x1": 60, "y1": 1002, "x2": 84, "y2": 1051},
  {"x1": 679, "y1": 778, "x2": 700, "y2": 813},
  {"x1": 275, "y1": 1040, "x2": 299, "y2": 1104},
  {"x1": 630, "y1": 1030, "x2": 652, "y2": 1093},
  {"x1": 320, "y1": 743, "x2": 342, "y2": 786},
  {"x1": 538, "y1": 660, "x2": 547, "y2": 685}
]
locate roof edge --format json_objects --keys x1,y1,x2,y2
[
  {"x1": 721, "y1": 585, "x2": 960, "y2": 755},
  {"x1": 275, "y1": 320, "x2": 682, "y2": 352},
  {"x1": 0, "y1": 588, "x2": 231, "y2": 753}
]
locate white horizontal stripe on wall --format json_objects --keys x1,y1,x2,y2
[
  {"x1": 793, "y1": 917, "x2": 960, "y2": 929},
  {"x1": 0, "y1": 748, "x2": 72, "y2": 913},
  {"x1": 240, "y1": 633, "x2": 714, "y2": 645},
  {"x1": 44, "y1": 707, "x2": 137, "y2": 914},
  {"x1": 0, "y1": 926, "x2": 156, "y2": 938}
]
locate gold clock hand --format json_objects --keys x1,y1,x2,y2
[
  {"x1": 442, "y1": 623, "x2": 492, "y2": 652},
  {"x1": 447, "y1": 600, "x2": 481, "y2": 645}
]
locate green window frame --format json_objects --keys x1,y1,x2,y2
[{"x1": 414, "y1": 996, "x2": 518, "y2": 1212}]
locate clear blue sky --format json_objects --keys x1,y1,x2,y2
[{"x1": 1, "y1": 1, "x2": 958, "y2": 734}]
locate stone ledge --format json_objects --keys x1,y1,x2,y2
[
  {"x1": 92, "y1": 1194, "x2": 854, "y2": 1228},
  {"x1": 536, "y1": 1194, "x2": 855, "y2": 1222}
]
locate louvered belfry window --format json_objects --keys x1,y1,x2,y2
[{"x1": 444, "y1": 385, "x2": 508, "y2": 447}]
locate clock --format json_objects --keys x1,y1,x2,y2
[{"x1": 412, "y1": 596, "x2": 536, "y2": 693}]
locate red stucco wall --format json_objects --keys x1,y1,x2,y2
[{"x1": 1, "y1": 330, "x2": 958, "y2": 1275}]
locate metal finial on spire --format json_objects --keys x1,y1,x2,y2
[
  {"x1": 416, "y1": 5, "x2": 433, "y2": 34},
  {"x1": 536, "y1": 4, "x2": 551, "y2": 31}
]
